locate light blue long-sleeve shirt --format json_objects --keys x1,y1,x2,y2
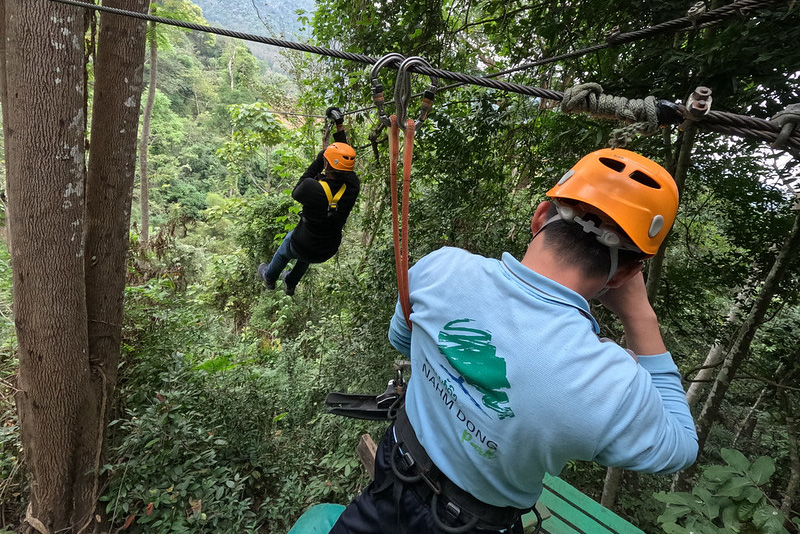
[{"x1": 388, "y1": 247, "x2": 698, "y2": 508}]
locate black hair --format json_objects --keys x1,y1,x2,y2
[
  {"x1": 324, "y1": 167, "x2": 349, "y2": 181},
  {"x1": 540, "y1": 204, "x2": 646, "y2": 279}
]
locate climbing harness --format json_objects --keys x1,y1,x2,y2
[
  {"x1": 325, "y1": 363, "x2": 543, "y2": 534},
  {"x1": 390, "y1": 406, "x2": 540, "y2": 534},
  {"x1": 320, "y1": 180, "x2": 346, "y2": 212},
  {"x1": 371, "y1": 54, "x2": 439, "y2": 329}
]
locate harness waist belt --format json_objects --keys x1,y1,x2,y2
[{"x1": 393, "y1": 406, "x2": 529, "y2": 530}]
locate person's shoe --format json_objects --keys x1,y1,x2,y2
[
  {"x1": 258, "y1": 263, "x2": 276, "y2": 290},
  {"x1": 280, "y1": 271, "x2": 295, "y2": 296}
]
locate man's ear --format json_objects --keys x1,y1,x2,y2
[
  {"x1": 605, "y1": 260, "x2": 643, "y2": 289},
  {"x1": 530, "y1": 201, "x2": 552, "y2": 235}
]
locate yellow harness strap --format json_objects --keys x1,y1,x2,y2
[{"x1": 320, "y1": 180, "x2": 346, "y2": 210}]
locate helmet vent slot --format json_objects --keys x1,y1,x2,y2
[
  {"x1": 629, "y1": 170, "x2": 661, "y2": 189},
  {"x1": 599, "y1": 157, "x2": 626, "y2": 173}
]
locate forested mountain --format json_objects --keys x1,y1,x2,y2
[
  {"x1": 192, "y1": 0, "x2": 316, "y2": 68},
  {"x1": 193, "y1": 0, "x2": 314, "y2": 37},
  {"x1": 1, "y1": 1, "x2": 800, "y2": 534}
]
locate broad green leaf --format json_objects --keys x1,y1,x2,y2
[
  {"x1": 752, "y1": 504, "x2": 788, "y2": 533},
  {"x1": 743, "y1": 486, "x2": 765, "y2": 504},
  {"x1": 658, "y1": 505, "x2": 692, "y2": 524},
  {"x1": 703, "y1": 465, "x2": 738, "y2": 482},
  {"x1": 748, "y1": 456, "x2": 776, "y2": 485},
  {"x1": 660, "y1": 522, "x2": 689, "y2": 534},
  {"x1": 718, "y1": 476, "x2": 753, "y2": 499},
  {"x1": 737, "y1": 500, "x2": 758, "y2": 521},
  {"x1": 721, "y1": 505, "x2": 741, "y2": 530},
  {"x1": 721, "y1": 448, "x2": 750, "y2": 472}
]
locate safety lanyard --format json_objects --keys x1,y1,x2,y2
[
  {"x1": 388, "y1": 116, "x2": 414, "y2": 329},
  {"x1": 320, "y1": 180, "x2": 346, "y2": 210},
  {"x1": 371, "y1": 54, "x2": 439, "y2": 330}
]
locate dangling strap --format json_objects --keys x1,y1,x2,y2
[
  {"x1": 389, "y1": 116, "x2": 413, "y2": 330},
  {"x1": 320, "y1": 180, "x2": 346, "y2": 210}
]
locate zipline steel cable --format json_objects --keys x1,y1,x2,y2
[{"x1": 48, "y1": 0, "x2": 799, "y2": 150}]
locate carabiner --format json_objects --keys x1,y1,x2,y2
[
  {"x1": 370, "y1": 53, "x2": 405, "y2": 129},
  {"x1": 394, "y1": 56, "x2": 439, "y2": 130}
]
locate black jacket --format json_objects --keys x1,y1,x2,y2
[{"x1": 290, "y1": 130, "x2": 361, "y2": 263}]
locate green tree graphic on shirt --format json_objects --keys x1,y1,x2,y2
[{"x1": 437, "y1": 319, "x2": 515, "y2": 419}]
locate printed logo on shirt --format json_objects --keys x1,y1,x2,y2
[
  {"x1": 437, "y1": 319, "x2": 515, "y2": 420},
  {"x1": 421, "y1": 360, "x2": 499, "y2": 459}
]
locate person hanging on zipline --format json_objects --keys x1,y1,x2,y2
[
  {"x1": 329, "y1": 149, "x2": 698, "y2": 534},
  {"x1": 258, "y1": 106, "x2": 360, "y2": 296}
]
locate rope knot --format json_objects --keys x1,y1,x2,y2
[
  {"x1": 561, "y1": 83, "x2": 660, "y2": 148},
  {"x1": 770, "y1": 103, "x2": 800, "y2": 149}
]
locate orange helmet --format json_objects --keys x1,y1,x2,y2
[
  {"x1": 546, "y1": 148, "x2": 679, "y2": 256},
  {"x1": 324, "y1": 142, "x2": 356, "y2": 171}
]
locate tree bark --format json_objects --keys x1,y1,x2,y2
[
  {"x1": 82, "y1": 0, "x2": 148, "y2": 529},
  {"x1": 645, "y1": 124, "x2": 696, "y2": 300},
  {"x1": 6, "y1": 1, "x2": 91, "y2": 531},
  {"x1": 0, "y1": 0, "x2": 10, "y2": 254},
  {"x1": 779, "y1": 387, "x2": 800, "y2": 525},
  {"x1": 228, "y1": 44, "x2": 236, "y2": 90},
  {"x1": 4, "y1": 0, "x2": 147, "y2": 531},
  {"x1": 731, "y1": 364, "x2": 789, "y2": 447},
  {"x1": 139, "y1": 18, "x2": 157, "y2": 246}
]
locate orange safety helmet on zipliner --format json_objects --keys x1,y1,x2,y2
[
  {"x1": 324, "y1": 142, "x2": 356, "y2": 172},
  {"x1": 546, "y1": 148, "x2": 679, "y2": 256}
]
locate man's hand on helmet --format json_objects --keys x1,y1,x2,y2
[{"x1": 326, "y1": 106, "x2": 344, "y2": 125}]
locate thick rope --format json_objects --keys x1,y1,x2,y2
[
  {"x1": 560, "y1": 83, "x2": 660, "y2": 147},
  {"x1": 770, "y1": 103, "x2": 800, "y2": 151}
]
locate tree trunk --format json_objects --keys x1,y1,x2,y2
[
  {"x1": 0, "y1": 0, "x2": 10, "y2": 255},
  {"x1": 82, "y1": 0, "x2": 148, "y2": 528},
  {"x1": 685, "y1": 283, "x2": 754, "y2": 409},
  {"x1": 5, "y1": 1, "x2": 91, "y2": 531},
  {"x1": 228, "y1": 44, "x2": 236, "y2": 90},
  {"x1": 600, "y1": 467, "x2": 623, "y2": 509},
  {"x1": 139, "y1": 18, "x2": 157, "y2": 246},
  {"x1": 674, "y1": 207, "x2": 800, "y2": 491},
  {"x1": 731, "y1": 364, "x2": 788, "y2": 447},
  {"x1": 779, "y1": 387, "x2": 800, "y2": 524}
]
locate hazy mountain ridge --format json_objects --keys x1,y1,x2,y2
[
  {"x1": 192, "y1": 0, "x2": 316, "y2": 69},
  {"x1": 192, "y1": 0, "x2": 315, "y2": 39}
]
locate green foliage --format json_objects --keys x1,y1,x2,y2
[
  {"x1": 655, "y1": 449, "x2": 788, "y2": 534},
  {"x1": 217, "y1": 102, "x2": 287, "y2": 193},
  {"x1": 5, "y1": 0, "x2": 800, "y2": 532},
  {"x1": 103, "y1": 352, "x2": 269, "y2": 533}
]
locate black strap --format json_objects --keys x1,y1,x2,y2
[{"x1": 392, "y1": 407, "x2": 532, "y2": 532}]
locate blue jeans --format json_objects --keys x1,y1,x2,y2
[{"x1": 264, "y1": 230, "x2": 311, "y2": 289}]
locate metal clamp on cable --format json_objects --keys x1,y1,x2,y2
[
  {"x1": 680, "y1": 86, "x2": 712, "y2": 130},
  {"x1": 394, "y1": 56, "x2": 439, "y2": 130}
]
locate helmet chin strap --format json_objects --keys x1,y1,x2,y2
[{"x1": 536, "y1": 201, "x2": 624, "y2": 283}]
